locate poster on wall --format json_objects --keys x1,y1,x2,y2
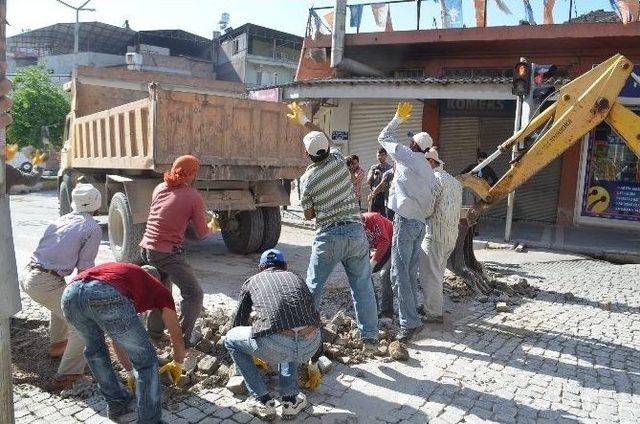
[{"x1": 581, "y1": 123, "x2": 640, "y2": 222}]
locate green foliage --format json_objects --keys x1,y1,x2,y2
[{"x1": 7, "y1": 65, "x2": 70, "y2": 148}]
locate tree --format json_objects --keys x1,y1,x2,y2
[{"x1": 7, "y1": 66, "x2": 70, "y2": 148}]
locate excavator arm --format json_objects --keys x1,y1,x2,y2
[{"x1": 450, "y1": 54, "x2": 640, "y2": 294}]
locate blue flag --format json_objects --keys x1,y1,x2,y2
[
  {"x1": 523, "y1": 0, "x2": 536, "y2": 24},
  {"x1": 349, "y1": 4, "x2": 364, "y2": 28},
  {"x1": 441, "y1": 0, "x2": 463, "y2": 28}
]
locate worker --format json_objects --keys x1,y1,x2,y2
[
  {"x1": 362, "y1": 212, "x2": 394, "y2": 319},
  {"x1": 225, "y1": 249, "x2": 321, "y2": 421},
  {"x1": 61, "y1": 262, "x2": 185, "y2": 422},
  {"x1": 346, "y1": 154, "x2": 365, "y2": 209},
  {"x1": 378, "y1": 102, "x2": 439, "y2": 342},
  {"x1": 461, "y1": 151, "x2": 498, "y2": 186},
  {"x1": 368, "y1": 163, "x2": 395, "y2": 220},
  {"x1": 20, "y1": 183, "x2": 102, "y2": 390},
  {"x1": 419, "y1": 148, "x2": 462, "y2": 323},
  {"x1": 286, "y1": 102, "x2": 379, "y2": 350},
  {"x1": 367, "y1": 148, "x2": 393, "y2": 215},
  {"x1": 140, "y1": 154, "x2": 210, "y2": 347}
]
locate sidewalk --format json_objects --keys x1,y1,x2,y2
[{"x1": 475, "y1": 219, "x2": 640, "y2": 263}]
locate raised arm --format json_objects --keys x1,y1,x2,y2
[{"x1": 378, "y1": 103, "x2": 413, "y2": 160}]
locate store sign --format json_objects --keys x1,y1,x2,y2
[
  {"x1": 440, "y1": 99, "x2": 515, "y2": 117},
  {"x1": 581, "y1": 128, "x2": 640, "y2": 222},
  {"x1": 248, "y1": 88, "x2": 281, "y2": 102},
  {"x1": 331, "y1": 130, "x2": 348, "y2": 141}
]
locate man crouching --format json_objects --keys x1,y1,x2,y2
[{"x1": 225, "y1": 249, "x2": 321, "y2": 421}]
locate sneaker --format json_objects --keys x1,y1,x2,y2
[
  {"x1": 281, "y1": 393, "x2": 307, "y2": 420},
  {"x1": 50, "y1": 374, "x2": 91, "y2": 391},
  {"x1": 48, "y1": 340, "x2": 67, "y2": 358},
  {"x1": 107, "y1": 398, "x2": 132, "y2": 420},
  {"x1": 362, "y1": 338, "x2": 378, "y2": 355},
  {"x1": 396, "y1": 325, "x2": 424, "y2": 343},
  {"x1": 244, "y1": 397, "x2": 277, "y2": 421}
]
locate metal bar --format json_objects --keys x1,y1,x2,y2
[
  {"x1": 483, "y1": 0, "x2": 488, "y2": 27},
  {"x1": 417, "y1": 0, "x2": 421, "y2": 30},
  {"x1": 311, "y1": 0, "x2": 414, "y2": 11},
  {"x1": 504, "y1": 92, "x2": 524, "y2": 242},
  {"x1": 568, "y1": 0, "x2": 573, "y2": 22}
]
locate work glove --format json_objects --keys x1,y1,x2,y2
[
  {"x1": 394, "y1": 102, "x2": 413, "y2": 123},
  {"x1": 32, "y1": 150, "x2": 47, "y2": 166},
  {"x1": 253, "y1": 356, "x2": 269, "y2": 371},
  {"x1": 287, "y1": 102, "x2": 310, "y2": 126},
  {"x1": 126, "y1": 372, "x2": 136, "y2": 393},
  {"x1": 159, "y1": 360, "x2": 183, "y2": 386},
  {"x1": 207, "y1": 212, "x2": 220, "y2": 233},
  {"x1": 303, "y1": 361, "x2": 322, "y2": 390},
  {"x1": 5, "y1": 144, "x2": 17, "y2": 162}
]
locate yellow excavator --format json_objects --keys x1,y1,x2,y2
[{"x1": 450, "y1": 53, "x2": 640, "y2": 294}]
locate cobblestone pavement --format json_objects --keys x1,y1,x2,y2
[{"x1": 10, "y1": 193, "x2": 640, "y2": 423}]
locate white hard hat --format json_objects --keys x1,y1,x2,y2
[
  {"x1": 412, "y1": 132, "x2": 433, "y2": 151},
  {"x1": 71, "y1": 184, "x2": 101, "y2": 213},
  {"x1": 303, "y1": 131, "x2": 329, "y2": 157},
  {"x1": 425, "y1": 148, "x2": 444, "y2": 165}
]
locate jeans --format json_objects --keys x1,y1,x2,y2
[
  {"x1": 20, "y1": 268, "x2": 86, "y2": 375},
  {"x1": 224, "y1": 326, "x2": 321, "y2": 398},
  {"x1": 306, "y1": 222, "x2": 378, "y2": 340},
  {"x1": 62, "y1": 280, "x2": 161, "y2": 424},
  {"x1": 372, "y1": 255, "x2": 393, "y2": 317},
  {"x1": 142, "y1": 248, "x2": 203, "y2": 346},
  {"x1": 391, "y1": 215, "x2": 425, "y2": 330}
]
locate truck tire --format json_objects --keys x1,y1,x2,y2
[
  {"x1": 220, "y1": 210, "x2": 264, "y2": 254},
  {"x1": 257, "y1": 207, "x2": 281, "y2": 252},
  {"x1": 59, "y1": 181, "x2": 72, "y2": 216},
  {"x1": 109, "y1": 192, "x2": 145, "y2": 264}
]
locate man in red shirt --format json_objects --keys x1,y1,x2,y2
[
  {"x1": 362, "y1": 212, "x2": 394, "y2": 319},
  {"x1": 61, "y1": 262, "x2": 186, "y2": 423},
  {"x1": 140, "y1": 155, "x2": 212, "y2": 347}
]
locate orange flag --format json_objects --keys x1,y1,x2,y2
[
  {"x1": 323, "y1": 10, "x2": 335, "y2": 29},
  {"x1": 543, "y1": 0, "x2": 555, "y2": 24},
  {"x1": 474, "y1": 0, "x2": 486, "y2": 27},
  {"x1": 617, "y1": 0, "x2": 640, "y2": 24}
]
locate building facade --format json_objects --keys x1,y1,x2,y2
[
  {"x1": 214, "y1": 24, "x2": 302, "y2": 89},
  {"x1": 279, "y1": 11, "x2": 640, "y2": 231}
]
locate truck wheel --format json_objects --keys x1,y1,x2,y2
[
  {"x1": 59, "y1": 181, "x2": 72, "y2": 216},
  {"x1": 109, "y1": 192, "x2": 145, "y2": 264},
  {"x1": 257, "y1": 207, "x2": 281, "y2": 252},
  {"x1": 220, "y1": 210, "x2": 264, "y2": 254},
  {"x1": 19, "y1": 161, "x2": 33, "y2": 173}
]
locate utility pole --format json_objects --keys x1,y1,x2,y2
[
  {"x1": 54, "y1": 0, "x2": 95, "y2": 71},
  {"x1": 0, "y1": 1, "x2": 22, "y2": 422}
]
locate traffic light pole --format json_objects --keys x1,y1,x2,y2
[{"x1": 0, "y1": 1, "x2": 21, "y2": 422}]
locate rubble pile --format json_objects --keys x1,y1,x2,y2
[{"x1": 442, "y1": 272, "x2": 540, "y2": 304}]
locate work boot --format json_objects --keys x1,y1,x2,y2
[
  {"x1": 107, "y1": 397, "x2": 132, "y2": 420},
  {"x1": 51, "y1": 374, "x2": 91, "y2": 391},
  {"x1": 395, "y1": 325, "x2": 424, "y2": 343},
  {"x1": 48, "y1": 340, "x2": 67, "y2": 358},
  {"x1": 421, "y1": 314, "x2": 444, "y2": 324},
  {"x1": 362, "y1": 339, "x2": 378, "y2": 355}
]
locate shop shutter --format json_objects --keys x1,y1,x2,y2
[
  {"x1": 438, "y1": 116, "x2": 481, "y2": 178},
  {"x1": 349, "y1": 101, "x2": 424, "y2": 199},
  {"x1": 479, "y1": 117, "x2": 560, "y2": 223}
]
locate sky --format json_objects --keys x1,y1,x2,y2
[{"x1": 7, "y1": 0, "x2": 618, "y2": 39}]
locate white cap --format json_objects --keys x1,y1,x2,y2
[
  {"x1": 303, "y1": 131, "x2": 329, "y2": 157},
  {"x1": 412, "y1": 132, "x2": 433, "y2": 151},
  {"x1": 425, "y1": 148, "x2": 444, "y2": 165},
  {"x1": 71, "y1": 184, "x2": 101, "y2": 213}
]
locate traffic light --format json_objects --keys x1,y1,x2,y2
[
  {"x1": 512, "y1": 61, "x2": 531, "y2": 97},
  {"x1": 531, "y1": 63, "x2": 557, "y2": 106}
]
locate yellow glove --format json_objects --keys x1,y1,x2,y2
[
  {"x1": 32, "y1": 150, "x2": 47, "y2": 166},
  {"x1": 127, "y1": 372, "x2": 136, "y2": 393},
  {"x1": 5, "y1": 144, "x2": 17, "y2": 162},
  {"x1": 286, "y1": 102, "x2": 310, "y2": 126},
  {"x1": 208, "y1": 216, "x2": 220, "y2": 233},
  {"x1": 303, "y1": 361, "x2": 322, "y2": 390},
  {"x1": 395, "y1": 102, "x2": 413, "y2": 123},
  {"x1": 159, "y1": 360, "x2": 183, "y2": 386},
  {"x1": 253, "y1": 356, "x2": 269, "y2": 370}
]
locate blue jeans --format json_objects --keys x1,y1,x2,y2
[
  {"x1": 224, "y1": 326, "x2": 321, "y2": 398},
  {"x1": 61, "y1": 280, "x2": 161, "y2": 424},
  {"x1": 306, "y1": 222, "x2": 378, "y2": 340},
  {"x1": 391, "y1": 215, "x2": 425, "y2": 330}
]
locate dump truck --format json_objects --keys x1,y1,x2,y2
[{"x1": 59, "y1": 66, "x2": 307, "y2": 263}]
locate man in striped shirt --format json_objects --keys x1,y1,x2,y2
[
  {"x1": 225, "y1": 249, "x2": 321, "y2": 421},
  {"x1": 287, "y1": 102, "x2": 379, "y2": 350}
]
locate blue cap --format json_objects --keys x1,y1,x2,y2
[{"x1": 260, "y1": 249, "x2": 285, "y2": 266}]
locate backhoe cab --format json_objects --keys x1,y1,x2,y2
[{"x1": 450, "y1": 54, "x2": 640, "y2": 294}]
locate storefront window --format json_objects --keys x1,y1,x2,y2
[{"x1": 580, "y1": 113, "x2": 640, "y2": 222}]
